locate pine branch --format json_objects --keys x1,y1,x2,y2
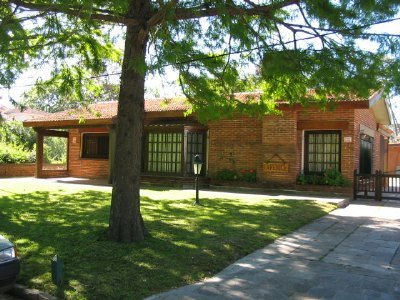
[
  {"x1": 243, "y1": 0, "x2": 259, "y2": 8},
  {"x1": 7, "y1": 0, "x2": 299, "y2": 28},
  {"x1": 173, "y1": 0, "x2": 299, "y2": 22},
  {"x1": 275, "y1": 17, "x2": 400, "y2": 37},
  {"x1": 147, "y1": 0, "x2": 178, "y2": 27},
  {"x1": 297, "y1": 3, "x2": 327, "y2": 47},
  {"x1": 8, "y1": 0, "x2": 142, "y2": 25}
]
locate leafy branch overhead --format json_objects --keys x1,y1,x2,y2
[{"x1": 1, "y1": 1, "x2": 399, "y2": 118}]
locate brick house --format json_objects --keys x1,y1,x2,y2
[
  {"x1": 388, "y1": 143, "x2": 400, "y2": 174},
  {"x1": 23, "y1": 91, "x2": 392, "y2": 185}
]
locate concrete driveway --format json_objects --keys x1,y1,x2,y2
[{"x1": 147, "y1": 201, "x2": 400, "y2": 300}]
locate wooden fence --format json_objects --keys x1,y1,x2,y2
[{"x1": 353, "y1": 170, "x2": 400, "y2": 201}]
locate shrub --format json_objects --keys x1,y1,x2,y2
[
  {"x1": 297, "y1": 174, "x2": 324, "y2": 185},
  {"x1": 0, "y1": 121, "x2": 67, "y2": 164},
  {"x1": 240, "y1": 169, "x2": 257, "y2": 182},
  {"x1": 0, "y1": 121, "x2": 36, "y2": 150},
  {"x1": 323, "y1": 168, "x2": 350, "y2": 186},
  {"x1": 297, "y1": 168, "x2": 350, "y2": 187},
  {"x1": 0, "y1": 142, "x2": 35, "y2": 163},
  {"x1": 215, "y1": 169, "x2": 238, "y2": 181},
  {"x1": 214, "y1": 168, "x2": 257, "y2": 182}
]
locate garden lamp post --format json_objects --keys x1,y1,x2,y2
[{"x1": 193, "y1": 154, "x2": 203, "y2": 205}]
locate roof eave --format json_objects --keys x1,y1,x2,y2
[
  {"x1": 23, "y1": 109, "x2": 189, "y2": 128},
  {"x1": 279, "y1": 100, "x2": 370, "y2": 110},
  {"x1": 369, "y1": 90, "x2": 391, "y2": 125},
  {"x1": 23, "y1": 118, "x2": 114, "y2": 129}
]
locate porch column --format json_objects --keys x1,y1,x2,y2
[
  {"x1": 108, "y1": 126, "x2": 116, "y2": 184},
  {"x1": 35, "y1": 129, "x2": 44, "y2": 178}
]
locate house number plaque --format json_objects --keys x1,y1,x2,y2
[
  {"x1": 263, "y1": 162, "x2": 289, "y2": 173},
  {"x1": 264, "y1": 154, "x2": 289, "y2": 173}
]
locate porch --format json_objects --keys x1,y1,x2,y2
[{"x1": 33, "y1": 123, "x2": 210, "y2": 184}]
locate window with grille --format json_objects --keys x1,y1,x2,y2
[
  {"x1": 186, "y1": 131, "x2": 206, "y2": 175},
  {"x1": 304, "y1": 131, "x2": 341, "y2": 174},
  {"x1": 82, "y1": 133, "x2": 109, "y2": 159},
  {"x1": 145, "y1": 132, "x2": 183, "y2": 174}
]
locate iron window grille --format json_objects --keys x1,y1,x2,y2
[
  {"x1": 305, "y1": 131, "x2": 341, "y2": 174},
  {"x1": 82, "y1": 133, "x2": 109, "y2": 159}
]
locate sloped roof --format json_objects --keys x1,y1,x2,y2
[
  {"x1": 23, "y1": 96, "x2": 193, "y2": 127},
  {"x1": 0, "y1": 107, "x2": 49, "y2": 122},
  {"x1": 23, "y1": 91, "x2": 378, "y2": 128},
  {"x1": 368, "y1": 89, "x2": 391, "y2": 125}
]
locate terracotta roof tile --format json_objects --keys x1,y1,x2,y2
[
  {"x1": 25, "y1": 97, "x2": 191, "y2": 124},
  {"x1": 1, "y1": 107, "x2": 49, "y2": 122},
  {"x1": 145, "y1": 96, "x2": 190, "y2": 112},
  {"x1": 38, "y1": 101, "x2": 118, "y2": 122},
  {"x1": 24, "y1": 91, "x2": 370, "y2": 125}
]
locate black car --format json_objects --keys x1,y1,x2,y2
[{"x1": 0, "y1": 235, "x2": 20, "y2": 292}]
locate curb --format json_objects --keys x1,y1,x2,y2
[
  {"x1": 208, "y1": 184, "x2": 351, "y2": 207},
  {"x1": 9, "y1": 284, "x2": 57, "y2": 300},
  {"x1": 208, "y1": 184, "x2": 350, "y2": 197},
  {"x1": 337, "y1": 197, "x2": 350, "y2": 208}
]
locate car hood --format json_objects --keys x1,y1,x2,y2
[{"x1": 0, "y1": 235, "x2": 14, "y2": 251}]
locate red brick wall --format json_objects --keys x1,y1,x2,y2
[
  {"x1": 388, "y1": 143, "x2": 400, "y2": 173},
  {"x1": 297, "y1": 106, "x2": 355, "y2": 181},
  {"x1": 62, "y1": 106, "x2": 387, "y2": 185},
  {"x1": 354, "y1": 109, "x2": 386, "y2": 173},
  {"x1": 40, "y1": 169, "x2": 69, "y2": 178},
  {"x1": 261, "y1": 110, "x2": 298, "y2": 183},
  {"x1": 207, "y1": 104, "x2": 386, "y2": 184},
  {"x1": 0, "y1": 163, "x2": 35, "y2": 177},
  {"x1": 68, "y1": 128, "x2": 109, "y2": 178},
  {"x1": 207, "y1": 117, "x2": 262, "y2": 176},
  {"x1": 37, "y1": 164, "x2": 68, "y2": 178}
]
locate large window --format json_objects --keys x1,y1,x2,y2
[
  {"x1": 186, "y1": 131, "x2": 206, "y2": 175},
  {"x1": 305, "y1": 131, "x2": 341, "y2": 174},
  {"x1": 145, "y1": 132, "x2": 183, "y2": 174},
  {"x1": 82, "y1": 133, "x2": 109, "y2": 159},
  {"x1": 143, "y1": 127, "x2": 207, "y2": 176}
]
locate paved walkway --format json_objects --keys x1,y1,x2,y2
[{"x1": 147, "y1": 201, "x2": 400, "y2": 300}]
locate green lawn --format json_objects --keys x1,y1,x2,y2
[{"x1": 0, "y1": 180, "x2": 336, "y2": 299}]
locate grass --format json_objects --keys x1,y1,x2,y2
[{"x1": 0, "y1": 179, "x2": 336, "y2": 299}]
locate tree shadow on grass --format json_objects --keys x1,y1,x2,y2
[{"x1": 0, "y1": 189, "x2": 334, "y2": 299}]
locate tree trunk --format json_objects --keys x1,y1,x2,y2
[{"x1": 108, "y1": 0, "x2": 150, "y2": 242}]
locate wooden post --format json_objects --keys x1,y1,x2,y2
[
  {"x1": 353, "y1": 169, "x2": 357, "y2": 200},
  {"x1": 375, "y1": 170, "x2": 382, "y2": 201},
  {"x1": 183, "y1": 129, "x2": 188, "y2": 177},
  {"x1": 35, "y1": 129, "x2": 44, "y2": 178},
  {"x1": 66, "y1": 131, "x2": 70, "y2": 174}
]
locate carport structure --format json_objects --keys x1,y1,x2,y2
[{"x1": 34, "y1": 129, "x2": 69, "y2": 178}]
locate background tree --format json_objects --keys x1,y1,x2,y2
[
  {"x1": 0, "y1": 120, "x2": 36, "y2": 150},
  {"x1": 22, "y1": 81, "x2": 120, "y2": 112},
  {"x1": 0, "y1": 120, "x2": 36, "y2": 164},
  {"x1": 1, "y1": 0, "x2": 399, "y2": 242},
  {"x1": 43, "y1": 136, "x2": 67, "y2": 164},
  {"x1": 0, "y1": 120, "x2": 67, "y2": 165}
]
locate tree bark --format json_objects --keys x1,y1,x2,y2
[{"x1": 108, "y1": 0, "x2": 150, "y2": 242}]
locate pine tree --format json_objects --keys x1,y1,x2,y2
[{"x1": 1, "y1": 0, "x2": 399, "y2": 241}]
